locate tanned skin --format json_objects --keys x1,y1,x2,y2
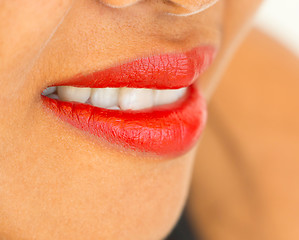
[{"x1": 189, "y1": 29, "x2": 299, "y2": 240}]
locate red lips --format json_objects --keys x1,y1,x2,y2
[{"x1": 42, "y1": 46, "x2": 216, "y2": 157}]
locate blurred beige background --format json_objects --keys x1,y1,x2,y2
[{"x1": 254, "y1": 0, "x2": 299, "y2": 56}]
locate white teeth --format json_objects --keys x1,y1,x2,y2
[
  {"x1": 90, "y1": 88, "x2": 119, "y2": 108},
  {"x1": 47, "y1": 93, "x2": 59, "y2": 100},
  {"x1": 50, "y1": 86, "x2": 188, "y2": 110},
  {"x1": 154, "y1": 88, "x2": 187, "y2": 106},
  {"x1": 57, "y1": 86, "x2": 91, "y2": 103},
  {"x1": 119, "y1": 88, "x2": 154, "y2": 110},
  {"x1": 42, "y1": 86, "x2": 56, "y2": 96}
]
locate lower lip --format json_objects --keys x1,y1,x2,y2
[{"x1": 41, "y1": 85, "x2": 207, "y2": 157}]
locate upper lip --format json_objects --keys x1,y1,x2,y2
[{"x1": 52, "y1": 46, "x2": 216, "y2": 89}]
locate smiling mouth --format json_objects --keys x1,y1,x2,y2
[{"x1": 41, "y1": 46, "x2": 216, "y2": 157}]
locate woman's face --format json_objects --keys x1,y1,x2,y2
[{"x1": 0, "y1": 0, "x2": 261, "y2": 239}]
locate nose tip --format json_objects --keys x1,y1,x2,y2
[
  {"x1": 166, "y1": 0, "x2": 219, "y2": 16},
  {"x1": 99, "y1": 0, "x2": 141, "y2": 8},
  {"x1": 98, "y1": 0, "x2": 219, "y2": 15}
]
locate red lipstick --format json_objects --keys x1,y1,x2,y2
[
  {"x1": 42, "y1": 46, "x2": 215, "y2": 157},
  {"x1": 59, "y1": 46, "x2": 215, "y2": 89}
]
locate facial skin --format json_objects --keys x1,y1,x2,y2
[{"x1": 0, "y1": 0, "x2": 261, "y2": 239}]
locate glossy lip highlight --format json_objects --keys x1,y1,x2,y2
[{"x1": 41, "y1": 46, "x2": 216, "y2": 157}]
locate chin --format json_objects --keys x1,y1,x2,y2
[{"x1": 0, "y1": 136, "x2": 197, "y2": 240}]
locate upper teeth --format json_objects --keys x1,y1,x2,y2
[{"x1": 42, "y1": 86, "x2": 187, "y2": 111}]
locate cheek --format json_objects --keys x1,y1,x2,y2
[
  {"x1": 200, "y1": 0, "x2": 262, "y2": 98},
  {"x1": 223, "y1": 0, "x2": 263, "y2": 34},
  {"x1": 0, "y1": 1, "x2": 72, "y2": 97}
]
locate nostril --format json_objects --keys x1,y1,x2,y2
[{"x1": 98, "y1": 0, "x2": 141, "y2": 8}]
